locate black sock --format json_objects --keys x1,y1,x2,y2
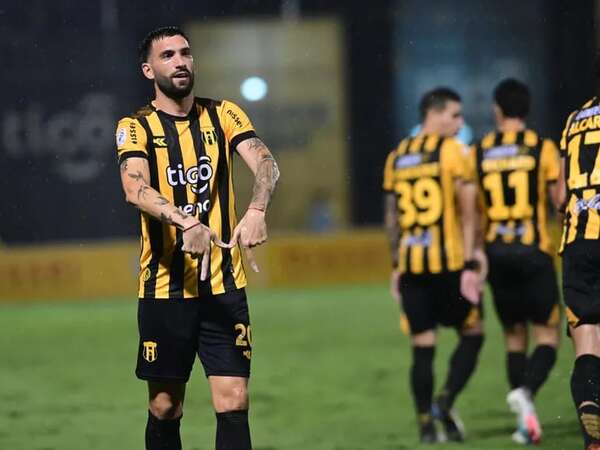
[
  {"x1": 410, "y1": 346, "x2": 435, "y2": 416},
  {"x1": 523, "y1": 345, "x2": 557, "y2": 397},
  {"x1": 507, "y1": 351, "x2": 527, "y2": 389},
  {"x1": 571, "y1": 355, "x2": 600, "y2": 446},
  {"x1": 215, "y1": 410, "x2": 251, "y2": 450},
  {"x1": 442, "y1": 335, "x2": 484, "y2": 408},
  {"x1": 145, "y1": 411, "x2": 182, "y2": 450}
]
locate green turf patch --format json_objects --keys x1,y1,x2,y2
[{"x1": 0, "y1": 285, "x2": 579, "y2": 449}]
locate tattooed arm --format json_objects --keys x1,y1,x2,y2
[
  {"x1": 384, "y1": 192, "x2": 402, "y2": 305},
  {"x1": 230, "y1": 137, "x2": 280, "y2": 250},
  {"x1": 119, "y1": 157, "x2": 226, "y2": 278},
  {"x1": 237, "y1": 137, "x2": 280, "y2": 211},
  {"x1": 119, "y1": 157, "x2": 196, "y2": 230}
]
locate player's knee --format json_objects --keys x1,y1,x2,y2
[
  {"x1": 213, "y1": 384, "x2": 249, "y2": 413},
  {"x1": 149, "y1": 393, "x2": 183, "y2": 420},
  {"x1": 534, "y1": 325, "x2": 560, "y2": 347}
]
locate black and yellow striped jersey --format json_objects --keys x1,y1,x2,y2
[
  {"x1": 470, "y1": 130, "x2": 560, "y2": 254},
  {"x1": 383, "y1": 135, "x2": 472, "y2": 275},
  {"x1": 560, "y1": 97, "x2": 600, "y2": 250},
  {"x1": 115, "y1": 97, "x2": 256, "y2": 299}
]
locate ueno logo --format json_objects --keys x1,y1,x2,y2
[{"x1": 166, "y1": 156, "x2": 212, "y2": 194}]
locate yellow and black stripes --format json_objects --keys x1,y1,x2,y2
[
  {"x1": 472, "y1": 129, "x2": 558, "y2": 255},
  {"x1": 383, "y1": 135, "x2": 468, "y2": 275},
  {"x1": 560, "y1": 97, "x2": 600, "y2": 249},
  {"x1": 116, "y1": 97, "x2": 256, "y2": 299}
]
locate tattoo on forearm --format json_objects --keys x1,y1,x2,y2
[
  {"x1": 128, "y1": 171, "x2": 146, "y2": 182},
  {"x1": 137, "y1": 185, "x2": 151, "y2": 201},
  {"x1": 160, "y1": 213, "x2": 175, "y2": 225},
  {"x1": 173, "y1": 209, "x2": 188, "y2": 220},
  {"x1": 155, "y1": 196, "x2": 169, "y2": 206},
  {"x1": 247, "y1": 139, "x2": 279, "y2": 208}
]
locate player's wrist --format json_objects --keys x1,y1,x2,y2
[
  {"x1": 247, "y1": 204, "x2": 266, "y2": 216},
  {"x1": 463, "y1": 258, "x2": 481, "y2": 272},
  {"x1": 182, "y1": 219, "x2": 202, "y2": 233}
]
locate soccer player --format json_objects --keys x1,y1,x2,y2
[
  {"x1": 470, "y1": 79, "x2": 561, "y2": 445},
  {"x1": 115, "y1": 27, "x2": 279, "y2": 450},
  {"x1": 557, "y1": 57, "x2": 600, "y2": 450},
  {"x1": 383, "y1": 88, "x2": 485, "y2": 444}
]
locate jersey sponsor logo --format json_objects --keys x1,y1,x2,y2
[
  {"x1": 483, "y1": 144, "x2": 519, "y2": 160},
  {"x1": 179, "y1": 199, "x2": 211, "y2": 216},
  {"x1": 575, "y1": 105, "x2": 600, "y2": 120},
  {"x1": 116, "y1": 127, "x2": 126, "y2": 146},
  {"x1": 142, "y1": 341, "x2": 158, "y2": 362},
  {"x1": 226, "y1": 109, "x2": 243, "y2": 128},
  {"x1": 166, "y1": 156, "x2": 213, "y2": 194},
  {"x1": 395, "y1": 153, "x2": 423, "y2": 168},
  {"x1": 573, "y1": 194, "x2": 600, "y2": 215},
  {"x1": 404, "y1": 230, "x2": 433, "y2": 247},
  {"x1": 129, "y1": 121, "x2": 138, "y2": 144}
]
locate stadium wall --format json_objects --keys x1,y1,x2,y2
[{"x1": 0, "y1": 230, "x2": 390, "y2": 302}]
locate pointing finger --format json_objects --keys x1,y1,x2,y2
[{"x1": 244, "y1": 247, "x2": 260, "y2": 273}]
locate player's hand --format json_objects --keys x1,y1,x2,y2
[
  {"x1": 390, "y1": 270, "x2": 402, "y2": 305},
  {"x1": 227, "y1": 209, "x2": 267, "y2": 273},
  {"x1": 460, "y1": 269, "x2": 481, "y2": 305},
  {"x1": 182, "y1": 222, "x2": 229, "y2": 280}
]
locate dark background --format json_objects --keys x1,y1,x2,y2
[{"x1": 0, "y1": 0, "x2": 595, "y2": 243}]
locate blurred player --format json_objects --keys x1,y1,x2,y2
[
  {"x1": 383, "y1": 88, "x2": 485, "y2": 444},
  {"x1": 557, "y1": 55, "x2": 600, "y2": 450},
  {"x1": 470, "y1": 79, "x2": 561, "y2": 445},
  {"x1": 115, "y1": 26, "x2": 279, "y2": 450}
]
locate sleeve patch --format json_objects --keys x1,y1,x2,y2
[{"x1": 116, "y1": 128, "x2": 127, "y2": 146}]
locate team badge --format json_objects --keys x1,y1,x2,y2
[
  {"x1": 116, "y1": 128, "x2": 127, "y2": 146},
  {"x1": 201, "y1": 128, "x2": 217, "y2": 145},
  {"x1": 142, "y1": 341, "x2": 158, "y2": 362},
  {"x1": 141, "y1": 267, "x2": 151, "y2": 282}
]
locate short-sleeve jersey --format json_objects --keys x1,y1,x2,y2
[
  {"x1": 115, "y1": 98, "x2": 256, "y2": 299},
  {"x1": 470, "y1": 129, "x2": 560, "y2": 255},
  {"x1": 559, "y1": 97, "x2": 600, "y2": 250},
  {"x1": 383, "y1": 135, "x2": 472, "y2": 275}
]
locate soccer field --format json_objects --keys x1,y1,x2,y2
[{"x1": 0, "y1": 284, "x2": 579, "y2": 450}]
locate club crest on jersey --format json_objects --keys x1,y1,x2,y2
[
  {"x1": 201, "y1": 127, "x2": 217, "y2": 145},
  {"x1": 142, "y1": 341, "x2": 158, "y2": 362}
]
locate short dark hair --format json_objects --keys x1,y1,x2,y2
[
  {"x1": 419, "y1": 87, "x2": 461, "y2": 120},
  {"x1": 138, "y1": 26, "x2": 189, "y2": 64},
  {"x1": 493, "y1": 78, "x2": 530, "y2": 119}
]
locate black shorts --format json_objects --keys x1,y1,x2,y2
[
  {"x1": 563, "y1": 241, "x2": 600, "y2": 328},
  {"x1": 399, "y1": 271, "x2": 482, "y2": 335},
  {"x1": 136, "y1": 288, "x2": 251, "y2": 383},
  {"x1": 487, "y1": 243, "x2": 560, "y2": 329}
]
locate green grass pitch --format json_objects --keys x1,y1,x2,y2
[{"x1": 0, "y1": 284, "x2": 580, "y2": 449}]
